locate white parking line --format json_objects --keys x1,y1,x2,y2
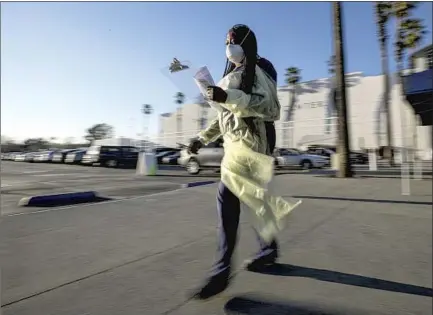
[
  {"x1": 35, "y1": 173, "x2": 72, "y2": 177},
  {"x1": 1, "y1": 181, "x2": 34, "y2": 188}
]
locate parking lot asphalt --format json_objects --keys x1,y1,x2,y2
[
  {"x1": 1, "y1": 172, "x2": 431, "y2": 315},
  {"x1": 2, "y1": 160, "x2": 431, "y2": 216},
  {"x1": 1, "y1": 161, "x2": 221, "y2": 215}
]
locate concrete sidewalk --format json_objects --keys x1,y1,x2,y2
[{"x1": 1, "y1": 174, "x2": 432, "y2": 315}]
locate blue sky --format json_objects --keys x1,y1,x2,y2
[{"x1": 1, "y1": 1, "x2": 432, "y2": 143}]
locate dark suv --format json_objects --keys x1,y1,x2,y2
[{"x1": 81, "y1": 145, "x2": 139, "y2": 167}]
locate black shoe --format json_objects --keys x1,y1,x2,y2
[
  {"x1": 243, "y1": 253, "x2": 278, "y2": 272},
  {"x1": 190, "y1": 273, "x2": 230, "y2": 300}
]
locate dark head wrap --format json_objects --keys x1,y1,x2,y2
[
  {"x1": 223, "y1": 24, "x2": 258, "y2": 94},
  {"x1": 221, "y1": 25, "x2": 261, "y2": 136}
]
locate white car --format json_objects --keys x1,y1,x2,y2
[
  {"x1": 14, "y1": 153, "x2": 27, "y2": 162},
  {"x1": 33, "y1": 151, "x2": 54, "y2": 162},
  {"x1": 274, "y1": 148, "x2": 328, "y2": 169}
]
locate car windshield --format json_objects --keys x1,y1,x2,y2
[{"x1": 280, "y1": 149, "x2": 299, "y2": 155}]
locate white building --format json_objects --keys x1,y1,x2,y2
[
  {"x1": 157, "y1": 63, "x2": 432, "y2": 158},
  {"x1": 409, "y1": 44, "x2": 432, "y2": 73}
]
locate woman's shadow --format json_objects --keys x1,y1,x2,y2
[
  {"x1": 224, "y1": 295, "x2": 357, "y2": 315},
  {"x1": 224, "y1": 264, "x2": 433, "y2": 315},
  {"x1": 224, "y1": 295, "x2": 346, "y2": 315}
]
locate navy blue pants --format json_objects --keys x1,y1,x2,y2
[{"x1": 211, "y1": 122, "x2": 278, "y2": 276}]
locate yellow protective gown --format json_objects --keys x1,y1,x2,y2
[{"x1": 198, "y1": 65, "x2": 302, "y2": 242}]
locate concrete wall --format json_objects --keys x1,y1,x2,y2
[{"x1": 157, "y1": 72, "x2": 432, "y2": 157}]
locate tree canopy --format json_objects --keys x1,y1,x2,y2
[{"x1": 84, "y1": 123, "x2": 114, "y2": 142}]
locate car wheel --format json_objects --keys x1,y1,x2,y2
[
  {"x1": 105, "y1": 160, "x2": 118, "y2": 168},
  {"x1": 300, "y1": 159, "x2": 313, "y2": 170},
  {"x1": 186, "y1": 159, "x2": 200, "y2": 175},
  {"x1": 274, "y1": 159, "x2": 281, "y2": 170}
]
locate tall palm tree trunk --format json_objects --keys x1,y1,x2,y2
[
  {"x1": 333, "y1": 2, "x2": 353, "y2": 178},
  {"x1": 380, "y1": 40, "x2": 395, "y2": 166},
  {"x1": 395, "y1": 20, "x2": 407, "y2": 164},
  {"x1": 283, "y1": 88, "x2": 296, "y2": 148},
  {"x1": 288, "y1": 89, "x2": 296, "y2": 147}
]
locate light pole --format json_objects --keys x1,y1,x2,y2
[
  {"x1": 142, "y1": 104, "x2": 153, "y2": 152},
  {"x1": 136, "y1": 103, "x2": 157, "y2": 176}
]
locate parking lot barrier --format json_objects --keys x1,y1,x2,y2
[
  {"x1": 18, "y1": 191, "x2": 100, "y2": 207},
  {"x1": 181, "y1": 181, "x2": 216, "y2": 188}
]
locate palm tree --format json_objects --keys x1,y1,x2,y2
[
  {"x1": 198, "y1": 102, "x2": 210, "y2": 130},
  {"x1": 194, "y1": 94, "x2": 210, "y2": 131},
  {"x1": 333, "y1": 2, "x2": 353, "y2": 178},
  {"x1": 392, "y1": 2, "x2": 427, "y2": 162},
  {"x1": 174, "y1": 92, "x2": 185, "y2": 143},
  {"x1": 283, "y1": 67, "x2": 301, "y2": 147},
  {"x1": 393, "y1": 2, "x2": 425, "y2": 76},
  {"x1": 326, "y1": 55, "x2": 337, "y2": 135},
  {"x1": 375, "y1": 2, "x2": 394, "y2": 165}
]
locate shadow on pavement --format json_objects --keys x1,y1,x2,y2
[
  {"x1": 224, "y1": 295, "x2": 365, "y2": 315},
  {"x1": 292, "y1": 195, "x2": 432, "y2": 206},
  {"x1": 248, "y1": 264, "x2": 433, "y2": 297}
]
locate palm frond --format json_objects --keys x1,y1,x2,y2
[{"x1": 284, "y1": 67, "x2": 301, "y2": 85}]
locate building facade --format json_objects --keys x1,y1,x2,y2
[
  {"x1": 157, "y1": 71, "x2": 432, "y2": 159},
  {"x1": 410, "y1": 44, "x2": 433, "y2": 73}
]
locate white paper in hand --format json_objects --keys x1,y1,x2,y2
[{"x1": 193, "y1": 66, "x2": 222, "y2": 112}]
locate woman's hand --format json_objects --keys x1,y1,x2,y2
[
  {"x1": 206, "y1": 86, "x2": 228, "y2": 103},
  {"x1": 188, "y1": 139, "x2": 203, "y2": 154}
]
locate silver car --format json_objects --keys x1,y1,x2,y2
[
  {"x1": 274, "y1": 148, "x2": 328, "y2": 169},
  {"x1": 178, "y1": 140, "x2": 224, "y2": 175}
]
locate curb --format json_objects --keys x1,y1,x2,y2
[
  {"x1": 18, "y1": 191, "x2": 100, "y2": 207},
  {"x1": 181, "y1": 181, "x2": 216, "y2": 188}
]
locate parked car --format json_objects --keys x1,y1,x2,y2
[
  {"x1": 14, "y1": 152, "x2": 27, "y2": 162},
  {"x1": 65, "y1": 150, "x2": 87, "y2": 164},
  {"x1": 178, "y1": 139, "x2": 225, "y2": 175},
  {"x1": 304, "y1": 146, "x2": 336, "y2": 159},
  {"x1": 52, "y1": 149, "x2": 80, "y2": 163},
  {"x1": 305, "y1": 145, "x2": 368, "y2": 164},
  {"x1": 33, "y1": 151, "x2": 56, "y2": 163},
  {"x1": 5, "y1": 152, "x2": 21, "y2": 161},
  {"x1": 23, "y1": 152, "x2": 38, "y2": 162},
  {"x1": 274, "y1": 148, "x2": 328, "y2": 169},
  {"x1": 81, "y1": 145, "x2": 138, "y2": 167},
  {"x1": 162, "y1": 151, "x2": 181, "y2": 165},
  {"x1": 350, "y1": 151, "x2": 369, "y2": 164},
  {"x1": 156, "y1": 150, "x2": 177, "y2": 164}
]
